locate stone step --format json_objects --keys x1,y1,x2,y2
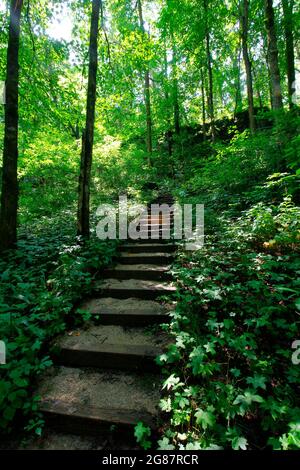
[
  {"x1": 22, "y1": 432, "x2": 128, "y2": 450},
  {"x1": 124, "y1": 237, "x2": 172, "y2": 244},
  {"x1": 138, "y1": 224, "x2": 174, "y2": 230},
  {"x1": 79, "y1": 297, "x2": 174, "y2": 326},
  {"x1": 38, "y1": 367, "x2": 160, "y2": 433},
  {"x1": 94, "y1": 278, "x2": 176, "y2": 300},
  {"x1": 55, "y1": 325, "x2": 169, "y2": 372},
  {"x1": 103, "y1": 264, "x2": 172, "y2": 281},
  {"x1": 139, "y1": 216, "x2": 174, "y2": 223},
  {"x1": 22, "y1": 430, "x2": 139, "y2": 450},
  {"x1": 136, "y1": 234, "x2": 174, "y2": 242},
  {"x1": 119, "y1": 252, "x2": 174, "y2": 265},
  {"x1": 119, "y1": 243, "x2": 176, "y2": 254}
]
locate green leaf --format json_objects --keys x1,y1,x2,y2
[
  {"x1": 134, "y1": 421, "x2": 152, "y2": 449},
  {"x1": 157, "y1": 437, "x2": 175, "y2": 450},
  {"x1": 162, "y1": 374, "x2": 181, "y2": 391},
  {"x1": 246, "y1": 375, "x2": 267, "y2": 390},
  {"x1": 232, "y1": 436, "x2": 248, "y2": 450},
  {"x1": 195, "y1": 409, "x2": 216, "y2": 430}
]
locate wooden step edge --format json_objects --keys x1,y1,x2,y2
[
  {"x1": 102, "y1": 269, "x2": 172, "y2": 281},
  {"x1": 119, "y1": 258, "x2": 174, "y2": 266},
  {"x1": 40, "y1": 401, "x2": 158, "y2": 432},
  {"x1": 91, "y1": 310, "x2": 171, "y2": 326},
  {"x1": 95, "y1": 289, "x2": 174, "y2": 300},
  {"x1": 57, "y1": 344, "x2": 161, "y2": 371},
  {"x1": 119, "y1": 254, "x2": 174, "y2": 263},
  {"x1": 119, "y1": 245, "x2": 176, "y2": 253}
]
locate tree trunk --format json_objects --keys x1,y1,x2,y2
[
  {"x1": 172, "y1": 43, "x2": 180, "y2": 136},
  {"x1": 200, "y1": 67, "x2": 206, "y2": 140},
  {"x1": 203, "y1": 0, "x2": 215, "y2": 141},
  {"x1": 0, "y1": 0, "x2": 23, "y2": 252},
  {"x1": 240, "y1": 0, "x2": 256, "y2": 133},
  {"x1": 233, "y1": 42, "x2": 242, "y2": 118},
  {"x1": 137, "y1": 0, "x2": 153, "y2": 164},
  {"x1": 282, "y1": 0, "x2": 296, "y2": 109},
  {"x1": 252, "y1": 63, "x2": 264, "y2": 109},
  {"x1": 163, "y1": 47, "x2": 173, "y2": 157},
  {"x1": 264, "y1": 0, "x2": 283, "y2": 109},
  {"x1": 77, "y1": 0, "x2": 101, "y2": 238}
]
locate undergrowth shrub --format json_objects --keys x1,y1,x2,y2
[
  {"x1": 0, "y1": 225, "x2": 117, "y2": 436},
  {"x1": 157, "y1": 211, "x2": 300, "y2": 450}
]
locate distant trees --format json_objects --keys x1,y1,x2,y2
[
  {"x1": 0, "y1": 0, "x2": 298, "y2": 251},
  {"x1": 0, "y1": 0, "x2": 23, "y2": 252}
]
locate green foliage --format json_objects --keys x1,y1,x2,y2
[
  {"x1": 176, "y1": 116, "x2": 300, "y2": 215},
  {"x1": 158, "y1": 205, "x2": 300, "y2": 449},
  {"x1": 0, "y1": 221, "x2": 117, "y2": 435},
  {"x1": 134, "y1": 421, "x2": 152, "y2": 450},
  {"x1": 0, "y1": 0, "x2": 299, "y2": 451}
]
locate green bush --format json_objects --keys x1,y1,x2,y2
[
  {"x1": 157, "y1": 213, "x2": 300, "y2": 450},
  {"x1": 0, "y1": 224, "x2": 117, "y2": 435}
]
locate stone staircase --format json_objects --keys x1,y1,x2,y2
[{"x1": 33, "y1": 200, "x2": 177, "y2": 449}]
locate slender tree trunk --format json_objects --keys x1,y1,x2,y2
[
  {"x1": 163, "y1": 47, "x2": 173, "y2": 157},
  {"x1": 137, "y1": 0, "x2": 153, "y2": 164},
  {"x1": 77, "y1": 0, "x2": 101, "y2": 238},
  {"x1": 203, "y1": 0, "x2": 215, "y2": 141},
  {"x1": 171, "y1": 42, "x2": 180, "y2": 136},
  {"x1": 264, "y1": 0, "x2": 283, "y2": 109},
  {"x1": 0, "y1": 0, "x2": 23, "y2": 252},
  {"x1": 261, "y1": 33, "x2": 274, "y2": 108},
  {"x1": 252, "y1": 63, "x2": 264, "y2": 109},
  {"x1": 173, "y1": 78, "x2": 180, "y2": 136},
  {"x1": 234, "y1": 42, "x2": 242, "y2": 118},
  {"x1": 144, "y1": 70, "x2": 153, "y2": 157},
  {"x1": 282, "y1": 0, "x2": 296, "y2": 109},
  {"x1": 240, "y1": 0, "x2": 256, "y2": 133},
  {"x1": 200, "y1": 67, "x2": 206, "y2": 140}
]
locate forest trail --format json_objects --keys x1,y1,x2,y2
[{"x1": 29, "y1": 198, "x2": 177, "y2": 449}]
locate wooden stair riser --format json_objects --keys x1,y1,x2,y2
[
  {"x1": 56, "y1": 347, "x2": 160, "y2": 372},
  {"x1": 92, "y1": 311, "x2": 170, "y2": 326},
  {"x1": 41, "y1": 406, "x2": 157, "y2": 436},
  {"x1": 119, "y1": 244, "x2": 175, "y2": 254},
  {"x1": 103, "y1": 269, "x2": 172, "y2": 282},
  {"x1": 119, "y1": 255, "x2": 174, "y2": 265},
  {"x1": 96, "y1": 287, "x2": 174, "y2": 300}
]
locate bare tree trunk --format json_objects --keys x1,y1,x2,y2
[
  {"x1": 203, "y1": 0, "x2": 215, "y2": 142},
  {"x1": 282, "y1": 0, "x2": 296, "y2": 109},
  {"x1": 137, "y1": 0, "x2": 153, "y2": 165},
  {"x1": 0, "y1": 0, "x2": 23, "y2": 252},
  {"x1": 234, "y1": 42, "x2": 242, "y2": 118},
  {"x1": 240, "y1": 0, "x2": 256, "y2": 133},
  {"x1": 171, "y1": 42, "x2": 180, "y2": 136},
  {"x1": 252, "y1": 62, "x2": 264, "y2": 109},
  {"x1": 200, "y1": 67, "x2": 206, "y2": 141},
  {"x1": 264, "y1": 0, "x2": 283, "y2": 109},
  {"x1": 77, "y1": 0, "x2": 101, "y2": 238},
  {"x1": 163, "y1": 47, "x2": 173, "y2": 157},
  {"x1": 262, "y1": 34, "x2": 274, "y2": 108}
]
